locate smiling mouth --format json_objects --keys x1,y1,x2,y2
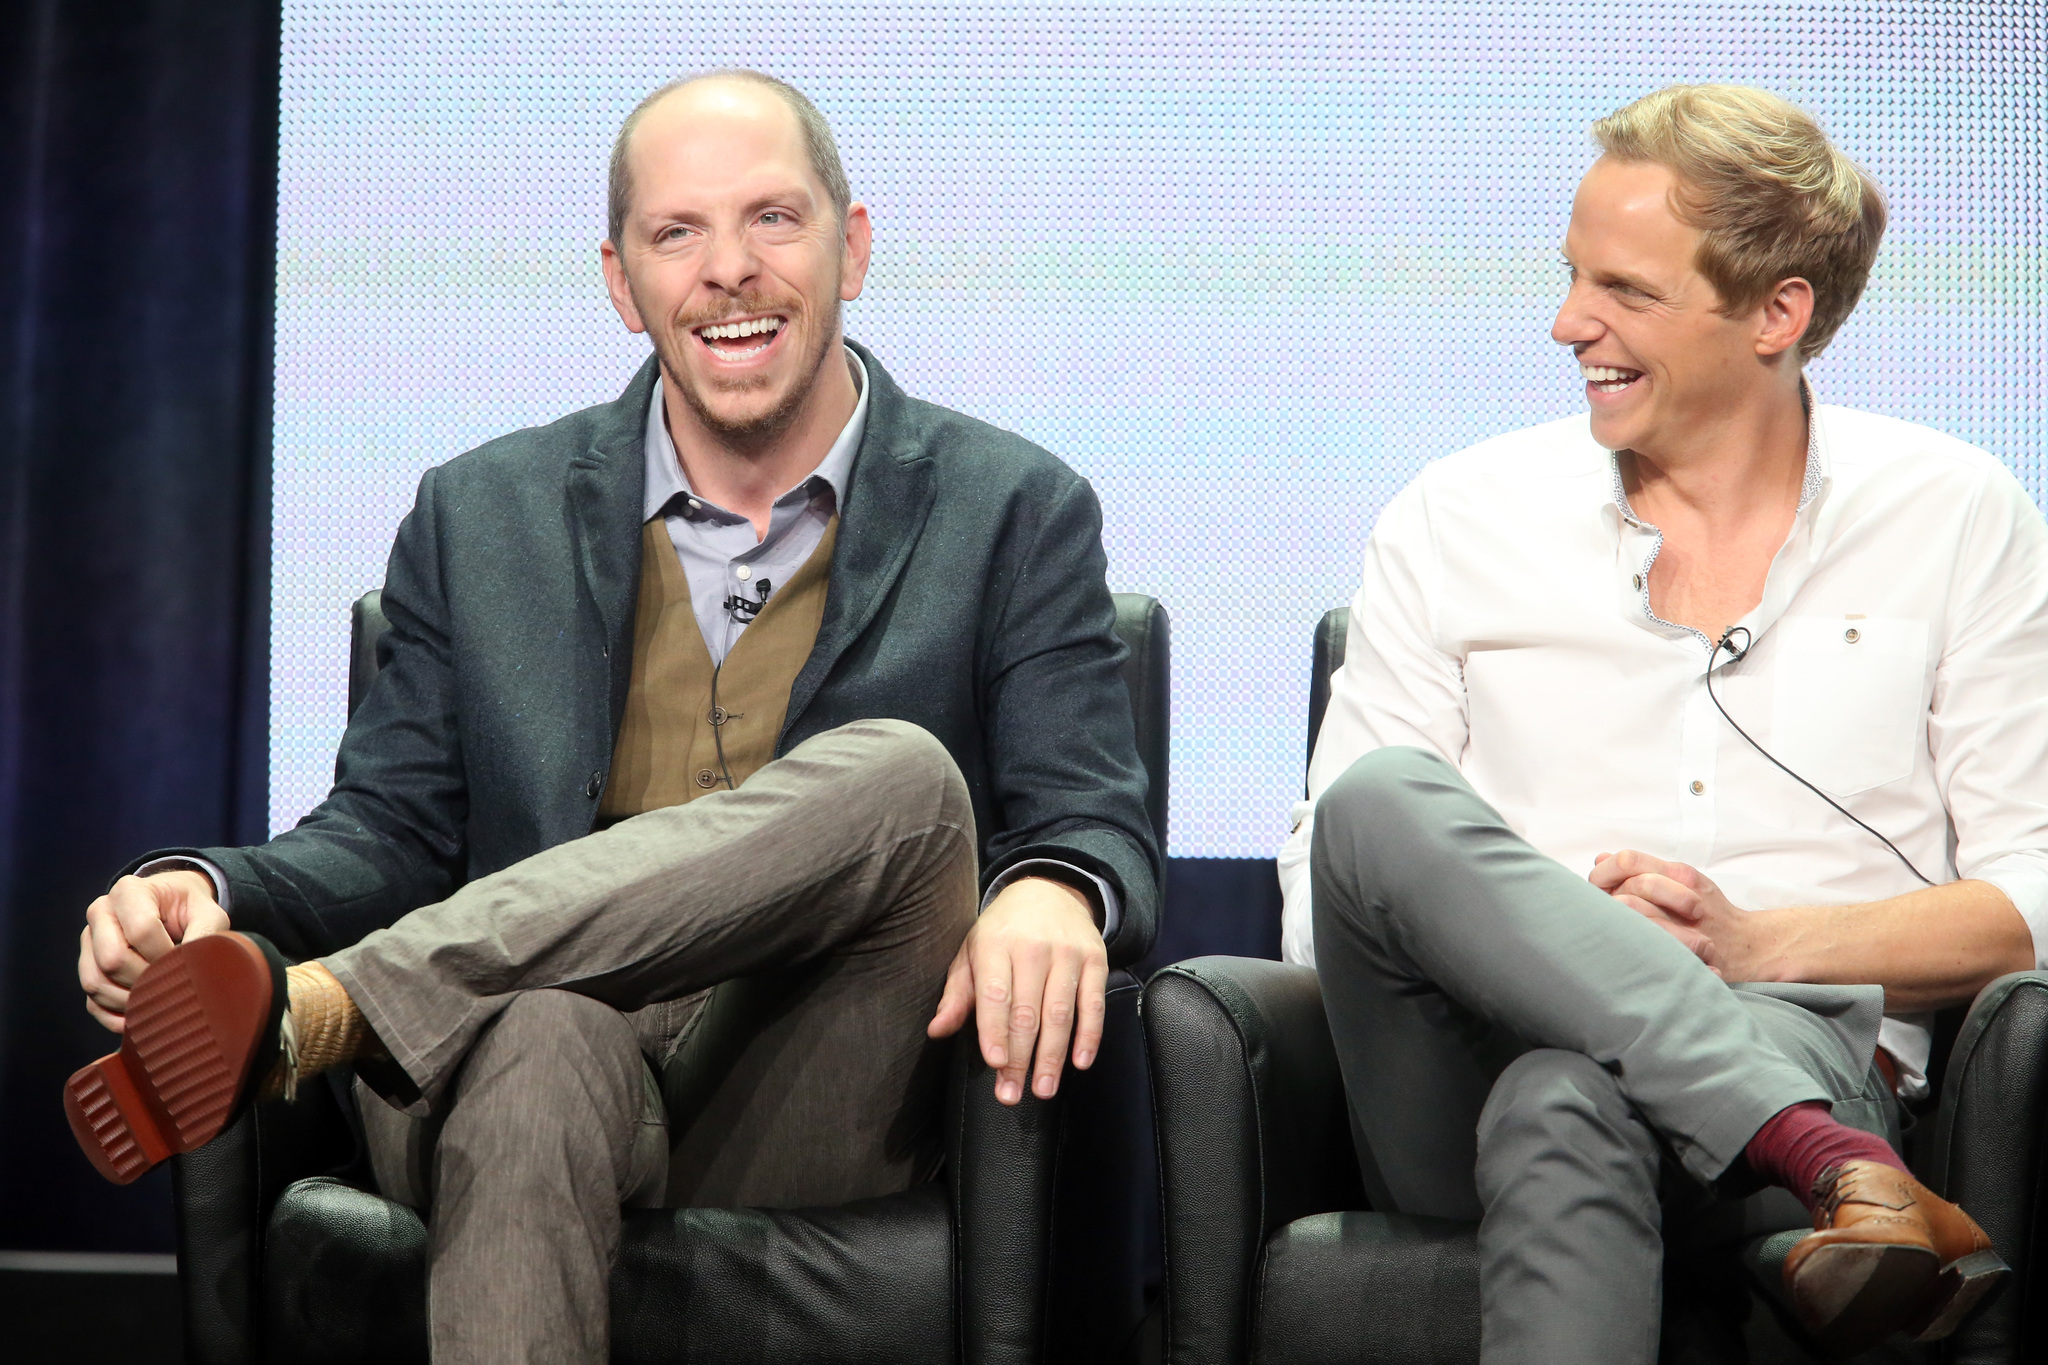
[
  {"x1": 1580, "y1": 361, "x2": 1643, "y2": 396},
  {"x1": 693, "y1": 314, "x2": 787, "y2": 361}
]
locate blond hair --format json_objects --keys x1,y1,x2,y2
[
  {"x1": 1593, "y1": 85, "x2": 1886, "y2": 360},
  {"x1": 607, "y1": 70, "x2": 851, "y2": 247}
]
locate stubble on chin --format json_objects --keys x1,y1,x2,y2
[{"x1": 653, "y1": 301, "x2": 841, "y2": 454}]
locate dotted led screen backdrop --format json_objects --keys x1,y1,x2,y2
[{"x1": 273, "y1": 1, "x2": 2045, "y2": 855}]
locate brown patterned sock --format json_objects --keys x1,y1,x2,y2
[{"x1": 257, "y1": 962, "x2": 383, "y2": 1101}]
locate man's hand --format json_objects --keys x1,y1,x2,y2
[
  {"x1": 1589, "y1": 849, "x2": 1777, "y2": 982},
  {"x1": 78, "y1": 869, "x2": 230, "y2": 1033},
  {"x1": 927, "y1": 876, "x2": 1109, "y2": 1106}
]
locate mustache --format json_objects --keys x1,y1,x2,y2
[{"x1": 674, "y1": 294, "x2": 799, "y2": 331}]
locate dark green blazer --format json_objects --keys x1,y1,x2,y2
[{"x1": 159, "y1": 342, "x2": 1160, "y2": 967}]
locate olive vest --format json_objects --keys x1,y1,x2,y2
[{"x1": 597, "y1": 517, "x2": 837, "y2": 820}]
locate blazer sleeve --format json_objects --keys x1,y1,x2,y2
[
  {"x1": 127, "y1": 468, "x2": 468, "y2": 960},
  {"x1": 978, "y1": 473, "x2": 1162, "y2": 966}
]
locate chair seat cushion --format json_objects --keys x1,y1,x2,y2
[
  {"x1": 263, "y1": 1176, "x2": 956, "y2": 1365},
  {"x1": 1253, "y1": 1212, "x2": 1480, "y2": 1365}
]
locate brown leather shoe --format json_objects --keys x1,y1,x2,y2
[
  {"x1": 1782, "y1": 1160, "x2": 2008, "y2": 1355},
  {"x1": 63, "y1": 932, "x2": 289, "y2": 1185}
]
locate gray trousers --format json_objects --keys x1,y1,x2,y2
[
  {"x1": 1311, "y1": 747, "x2": 1896, "y2": 1364},
  {"x1": 321, "y1": 719, "x2": 979, "y2": 1365}
]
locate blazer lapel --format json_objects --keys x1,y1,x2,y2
[
  {"x1": 785, "y1": 341, "x2": 936, "y2": 735},
  {"x1": 567, "y1": 355, "x2": 659, "y2": 736}
]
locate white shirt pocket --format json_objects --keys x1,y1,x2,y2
[{"x1": 1769, "y1": 617, "x2": 1930, "y2": 796}]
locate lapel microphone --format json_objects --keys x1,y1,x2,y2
[{"x1": 723, "y1": 579, "x2": 772, "y2": 623}]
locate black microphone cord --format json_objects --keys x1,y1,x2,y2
[{"x1": 1706, "y1": 627, "x2": 1932, "y2": 886}]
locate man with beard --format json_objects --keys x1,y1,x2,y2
[{"x1": 67, "y1": 71, "x2": 1157, "y2": 1362}]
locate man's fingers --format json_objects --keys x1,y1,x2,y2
[
  {"x1": 1624, "y1": 904, "x2": 1724, "y2": 975},
  {"x1": 1001, "y1": 944, "x2": 1051, "y2": 1106},
  {"x1": 86, "y1": 897, "x2": 151, "y2": 989},
  {"x1": 107, "y1": 877, "x2": 177, "y2": 962},
  {"x1": 1071, "y1": 954, "x2": 1110, "y2": 1070},
  {"x1": 972, "y1": 938, "x2": 1014, "y2": 1075},
  {"x1": 1598, "y1": 848, "x2": 1678, "y2": 889},
  {"x1": 1616, "y1": 873, "x2": 1704, "y2": 922},
  {"x1": 1029, "y1": 951, "x2": 1082, "y2": 1100},
  {"x1": 928, "y1": 945, "x2": 975, "y2": 1039},
  {"x1": 180, "y1": 897, "x2": 231, "y2": 943},
  {"x1": 78, "y1": 927, "x2": 130, "y2": 1020},
  {"x1": 85, "y1": 996, "x2": 126, "y2": 1034}
]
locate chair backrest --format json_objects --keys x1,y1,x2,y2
[
  {"x1": 348, "y1": 588, "x2": 1173, "y2": 849},
  {"x1": 1112, "y1": 593, "x2": 1171, "y2": 851},
  {"x1": 1307, "y1": 606, "x2": 1349, "y2": 769}
]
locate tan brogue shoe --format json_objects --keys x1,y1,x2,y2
[{"x1": 1782, "y1": 1160, "x2": 2008, "y2": 1355}]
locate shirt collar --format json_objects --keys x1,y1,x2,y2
[
  {"x1": 641, "y1": 345, "x2": 869, "y2": 524},
  {"x1": 1605, "y1": 375, "x2": 1829, "y2": 527}
]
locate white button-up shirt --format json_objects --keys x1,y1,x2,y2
[{"x1": 1278, "y1": 397, "x2": 2048, "y2": 1091}]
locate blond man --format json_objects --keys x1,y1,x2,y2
[{"x1": 1282, "y1": 86, "x2": 2039, "y2": 1359}]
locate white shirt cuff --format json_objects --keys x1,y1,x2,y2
[
  {"x1": 981, "y1": 858, "x2": 1121, "y2": 940},
  {"x1": 135, "y1": 855, "x2": 231, "y2": 916},
  {"x1": 1968, "y1": 851, "x2": 2048, "y2": 971}
]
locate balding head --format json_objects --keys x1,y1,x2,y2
[{"x1": 607, "y1": 71, "x2": 850, "y2": 247}]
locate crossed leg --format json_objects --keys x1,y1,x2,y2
[
  {"x1": 1311, "y1": 746, "x2": 1893, "y2": 1363},
  {"x1": 342, "y1": 718, "x2": 977, "y2": 1362}
]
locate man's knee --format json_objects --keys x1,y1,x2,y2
[
  {"x1": 1476, "y1": 1049, "x2": 1661, "y2": 1201},
  {"x1": 1316, "y1": 746, "x2": 1456, "y2": 837},
  {"x1": 810, "y1": 718, "x2": 971, "y2": 833},
  {"x1": 1310, "y1": 745, "x2": 1457, "y2": 910}
]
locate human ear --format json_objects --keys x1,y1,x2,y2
[
  {"x1": 1755, "y1": 276, "x2": 1814, "y2": 359},
  {"x1": 600, "y1": 238, "x2": 648, "y2": 335},
  {"x1": 839, "y1": 202, "x2": 873, "y2": 303}
]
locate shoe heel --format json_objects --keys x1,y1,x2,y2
[
  {"x1": 64, "y1": 1054, "x2": 172, "y2": 1185},
  {"x1": 1910, "y1": 1248, "x2": 2010, "y2": 1342}
]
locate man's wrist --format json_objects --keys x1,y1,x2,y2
[
  {"x1": 1736, "y1": 906, "x2": 1806, "y2": 983},
  {"x1": 134, "y1": 856, "x2": 230, "y2": 914}
]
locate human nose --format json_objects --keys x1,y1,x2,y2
[
  {"x1": 1550, "y1": 278, "x2": 1598, "y2": 349},
  {"x1": 698, "y1": 225, "x2": 761, "y2": 294}
]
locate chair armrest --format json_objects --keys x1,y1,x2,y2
[
  {"x1": 174, "y1": 1077, "x2": 360, "y2": 1365},
  {"x1": 949, "y1": 968, "x2": 1152, "y2": 1365},
  {"x1": 949, "y1": 1020, "x2": 1058, "y2": 1365},
  {"x1": 1141, "y1": 956, "x2": 1365, "y2": 1365},
  {"x1": 1926, "y1": 970, "x2": 2048, "y2": 1363}
]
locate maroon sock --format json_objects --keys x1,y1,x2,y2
[{"x1": 1744, "y1": 1101, "x2": 1908, "y2": 1214}]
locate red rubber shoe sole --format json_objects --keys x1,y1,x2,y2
[{"x1": 63, "y1": 933, "x2": 276, "y2": 1185}]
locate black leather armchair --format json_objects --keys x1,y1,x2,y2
[
  {"x1": 1142, "y1": 607, "x2": 2048, "y2": 1365},
  {"x1": 172, "y1": 591, "x2": 1171, "y2": 1365}
]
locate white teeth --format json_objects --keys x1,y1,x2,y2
[
  {"x1": 699, "y1": 317, "x2": 786, "y2": 340},
  {"x1": 1579, "y1": 363, "x2": 1640, "y2": 383}
]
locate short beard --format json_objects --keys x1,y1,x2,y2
[{"x1": 650, "y1": 294, "x2": 842, "y2": 457}]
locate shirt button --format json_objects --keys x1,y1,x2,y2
[
  {"x1": 695, "y1": 769, "x2": 718, "y2": 788},
  {"x1": 1632, "y1": 574, "x2": 1644, "y2": 591},
  {"x1": 585, "y1": 771, "x2": 604, "y2": 799},
  {"x1": 736, "y1": 565, "x2": 752, "y2": 581},
  {"x1": 1689, "y1": 780, "x2": 1705, "y2": 795},
  {"x1": 687, "y1": 498, "x2": 702, "y2": 511},
  {"x1": 1844, "y1": 627, "x2": 1861, "y2": 643}
]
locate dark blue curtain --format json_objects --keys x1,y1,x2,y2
[{"x1": 0, "y1": 0, "x2": 280, "y2": 1253}]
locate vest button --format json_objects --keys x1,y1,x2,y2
[
  {"x1": 695, "y1": 769, "x2": 718, "y2": 789},
  {"x1": 585, "y1": 771, "x2": 603, "y2": 798}
]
